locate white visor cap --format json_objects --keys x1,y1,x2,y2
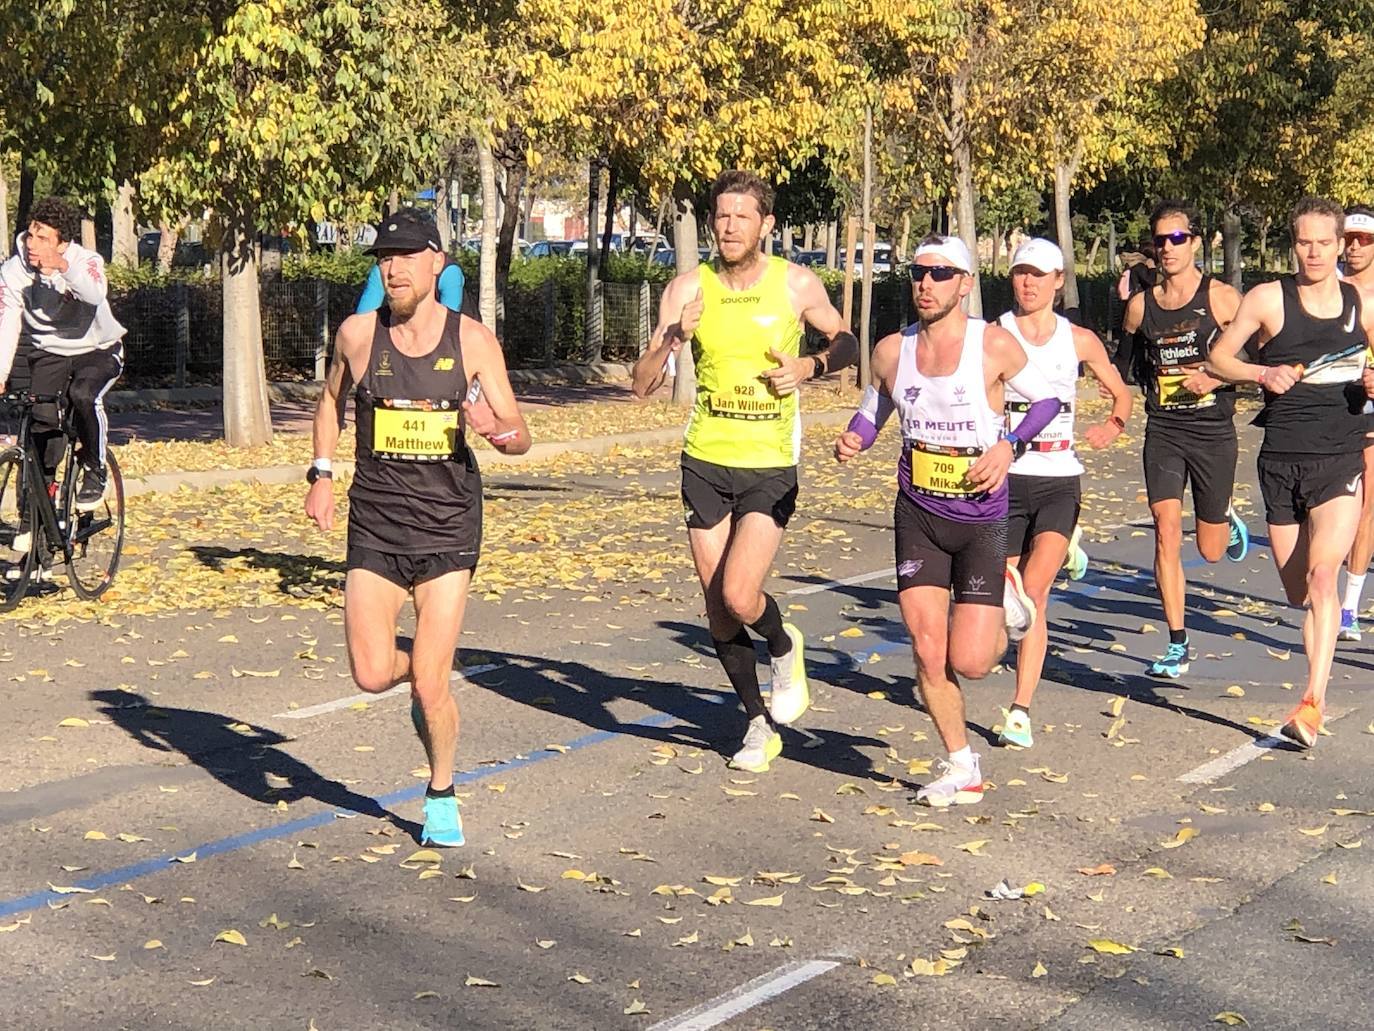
[
  {"x1": 912, "y1": 235, "x2": 974, "y2": 275},
  {"x1": 1010, "y1": 237, "x2": 1065, "y2": 273}
]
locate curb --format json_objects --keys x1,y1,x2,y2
[{"x1": 119, "y1": 409, "x2": 854, "y2": 497}]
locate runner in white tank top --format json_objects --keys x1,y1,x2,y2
[
  {"x1": 994, "y1": 239, "x2": 1133, "y2": 750},
  {"x1": 833, "y1": 236, "x2": 1061, "y2": 807}
]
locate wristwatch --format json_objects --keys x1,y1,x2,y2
[
  {"x1": 306, "y1": 465, "x2": 333, "y2": 484},
  {"x1": 1003, "y1": 431, "x2": 1029, "y2": 460},
  {"x1": 810, "y1": 355, "x2": 826, "y2": 379}
]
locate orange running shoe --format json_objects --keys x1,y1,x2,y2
[{"x1": 1279, "y1": 698, "x2": 1323, "y2": 749}]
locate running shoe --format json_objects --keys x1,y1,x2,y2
[
  {"x1": 1148, "y1": 642, "x2": 1190, "y2": 679},
  {"x1": 1279, "y1": 698, "x2": 1323, "y2": 749},
  {"x1": 1225, "y1": 506, "x2": 1249, "y2": 562},
  {"x1": 915, "y1": 754, "x2": 984, "y2": 808},
  {"x1": 1339, "y1": 608, "x2": 1362, "y2": 642},
  {"x1": 420, "y1": 794, "x2": 465, "y2": 847},
  {"x1": 767, "y1": 623, "x2": 810, "y2": 725},
  {"x1": 1003, "y1": 566, "x2": 1036, "y2": 642},
  {"x1": 1064, "y1": 526, "x2": 1088, "y2": 581},
  {"x1": 998, "y1": 708, "x2": 1034, "y2": 749},
  {"x1": 730, "y1": 715, "x2": 782, "y2": 773}
]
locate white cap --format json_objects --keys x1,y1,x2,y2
[
  {"x1": 1347, "y1": 213, "x2": 1374, "y2": 234},
  {"x1": 1010, "y1": 237, "x2": 1065, "y2": 273},
  {"x1": 913, "y1": 235, "x2": 974, "y2": 275}
]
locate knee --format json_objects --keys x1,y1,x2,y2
[
  {"x1": 720, "y1": 583, "x2": 760, "y2": 625},
  {"x1": 1154, "y1": 521, "x2": 1183, "y2": 553},
  {"x1": 1198, "y1": 537, "x2": 1226, "y2": 564},
  {"x1": 350, "y1": 657, "x2": 394, "y2": 694},
  {"x1": 1307, "y1": 562, "x2": 1341, "y2": 600},
  {"x1": 66, "y1": 381, "x2": 97, "y2": 407},
  {"x1": 912, "y1": 633, "x2": 948, "y2": 676},
  {"x1": 950, "y1": 647, "x2": 994, "y2": 681}
]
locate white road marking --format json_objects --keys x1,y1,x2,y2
[
  {"x1": 1177, "y1": 709, "x2": 1347, "y2": 784},
  {"x1": 786, "y1": 568, "x2": 893, "y2": 595},
  {"x1": 647, "y1": 958, "x2": 843, "y2": 1031},
  {"x1": 272, "y1": 663, "x2": 501, "y2": 719}
]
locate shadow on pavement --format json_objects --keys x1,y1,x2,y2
[
  {"x1": 190, "y1": 545, "x2": 344, "y2": 600},
  {"x1": 90, "y1": 689, "x2": 420, "y2": 838}
]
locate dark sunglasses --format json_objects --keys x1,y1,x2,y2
[
  {"x1": 909, "y1": 265, "x2": 964, "y2": 283},
  {"x1": 1152, "y1": 230, "x2": 1196, "y2": 248},
  {"x1": 1345, "y1": 232, "x2": 1374, "y2": 247}
]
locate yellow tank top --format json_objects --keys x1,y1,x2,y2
[{"x1": 683, "y1": 256, "x2": 803, "y2": 468}]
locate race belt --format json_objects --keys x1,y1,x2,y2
[
  {"x1": 1156, "y1": 364, "x2": 1215, "y2": 410},
  {"x1": 371, "y1": 397, "x2": 463, "y2": 461},
  {"x1": 1006, "y1": 399, "x2": 1073, "y2": 452},
  {"x1": 907, "y1": 439, "x2": 982, "y2": 497}
]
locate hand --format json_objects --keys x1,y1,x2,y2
[
  {"x1": 1083, "y1": 421, "x2": 1120, "y2": 450},
  {"x1": 678, "y1": 287, "x2": 704, "y2": 338},
  {"x1": 25, "y1": 236, "x2": 64, "y2": 275},
  {"x1": 760, "y1": 347, "x2": 809, "y2": 396},
  {"x1": 1260, "y1": 364, "x2": 1301, "y2": 395},
  {"x1": 462, "y1": 395, "x2": 499, "y2": 438},
  {"x1": 834, "y1": 430, "x2": 863, "y2": 463},
  {"x1": 1181, "y1": 370, "x2": 1222, "y2": 395},
  {"x1": 966, "y1": 440, "x2": 1013, "y2": 494},
  {"x1": 1363, "y1": 367, "x2": 1374, "y2": 400},
  {"x1": 305, "y1": 479, "x2": 335, "y2": 532}
]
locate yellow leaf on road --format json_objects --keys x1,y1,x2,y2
[
  {"x1": 1031, "y1": 961, "x2": 1047, "y2": 977},
  {"x1": 231, "y1": 668, "x2": 281, "y2": 678},
  {"x1": 956, "y1": 839, "x2": 989, "y2": 855},
  {"x1": 1160, "y1": 827, "x2": 1200, "y2": 849},
  {"x1": 84, "y1": 830, "x2": 107, "y2": 840},
  {"x1": 623, "y1": 999, "x2": 649, "y2": 1015},
  {"x1": 871, "y1": 972, "x2": 897, "y2": 986},
  {"x1": 213, "y1": 929, "x2": 247, "y2": 946},
  {"x1": 465, "y1": 975, "x2": 499, "y2": 988},
  {"x1": 744, "y1": 895, "x2": 785, "y2": 907},
  {"x1": 1087, "y1": 939, "x2": 1138, "y2": 955},
  {"x1": 1213, "y1": 1013, "x2": 1249, "y2": 1026},
  {"x1": 57, "y1": 717, "x2": 89, "y2": 728},
  {"x1": 839, "y1": 627, "x2": 864, "y2": 638}
]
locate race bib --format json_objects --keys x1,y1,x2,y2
[
  {"x1": 372, "y1": 398, "x2": 462, "y2": 461},
  {"x1": 908, "y1": 440, "x2": 981, "y2": 497},
  {"x1": 1298, "y1": 344, "x2": 1366, "y2": 386},
  {"x1": 708, "y1": 379, "x2": 782, "y2": 421},
  {"x1": 1156, "y1": 365, "x2": 1215, "y2": 409},
  {"x1": 1007, "y1": 400, "x2": 1074, "y2": 452}
]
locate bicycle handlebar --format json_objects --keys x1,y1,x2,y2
[{"x1": 0, "y1": 392, "x2": 63, "y2": 405}]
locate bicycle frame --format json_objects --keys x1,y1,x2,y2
[{"x1": 9, "y1": 393, "x2": 91, "y2": 566}]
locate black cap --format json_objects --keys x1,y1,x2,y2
[{"x1": 366, "y1": 208, "x2": 442, "y2": 255}]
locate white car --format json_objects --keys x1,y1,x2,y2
[{"x1": 843, "y1": 246, "x2": 894, "y2": 276}]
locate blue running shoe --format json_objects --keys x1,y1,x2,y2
[
  {"x1": 1149, "y1": 642, "x2": 1190, "y2": 679},
  {"x1": 1339, "y1": 608, "x2": 1362, "y2": 642},
  {"x1": 1226, "y1": 506, "x2": 1249, "y2": 562},
  {"x1": 421, "y1": 794, "x2": 465, "y2": 847}
]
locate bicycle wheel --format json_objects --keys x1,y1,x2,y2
[
  {"x1": 65, "y1": 450, "x2": 124, "y2": 600},
  {"x1": 0, "y1": 447, "x2": 38, "y2": 610}
]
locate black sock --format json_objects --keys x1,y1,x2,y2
[
  {"x1": 426, "y1": 785, "x2": 455, "y2": 799},
  {"x1": 1169, "y1": 628, "x2": 1187, "y2": 645},
  {"x1": 712, "y1": 628, "x2": 767, "y2": 720},
  {"x1": 1010, "y1": 703, "x2": 1029, "y2": 716},
  {"x1": 748, "y1": 594, "x2": 791, "y2": 658}
]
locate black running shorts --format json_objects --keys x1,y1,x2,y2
[
  {"x1": 1143, "y1": 425, "x2": 1237, "y2": 524},
  {"x1": 346, "y1": 541, "x2": 478, "y2": 590},
  {"x1": 1257, "y1": 452, "x2": 1364, "y2": 526},
  {"x1": 680, "y1": 453, "x2": 798, "y2": 530},
  {"x1": 1007, "y1": 474, "x2": 1082, "y2": 556},
  {"x1": 894, "y1": 491, "x2": 1007, "y2": 606}
]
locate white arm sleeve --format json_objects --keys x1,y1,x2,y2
[
  {"x1": 1005, "y1": 360, "x2": 1057, "y2": 404},
  {"x1": 54, "y1": 245, "x2": 108, "y2": 306},
  {"x1": 0, "y1": 260, "x2": 24, "y2": 384}
]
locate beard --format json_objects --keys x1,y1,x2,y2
[
  {"x1": 918, "y1": 292, "x2": 962, "y2": 326},
  {"x1": 386, "y1": 282, "x2": 432, "y2": 321}
]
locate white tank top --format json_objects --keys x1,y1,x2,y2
[
  {"x1": 893, "y1": 319, "x2": 1005, "y2": 516},
  {"x1": 999, "y1": 311, "x2": 1083, "y2": 477}
]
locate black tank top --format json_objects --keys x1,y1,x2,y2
[
  {"x1": 1139, "y1": 274, "x2": 1236, "y2": 432},
  {"x1": 348, "y1": 309, "x2": 482, "y2": 554},
  {"x1": 1255, "y1": 276, "x2": 1368, "y2": 457}
]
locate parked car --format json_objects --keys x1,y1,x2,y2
[
  {"x1": 528, "y1": 240, "x2": 579, "y2": 257},
  {"x1": 842, "y1": 246, "x2": 894, "y2": 276},
  {"x1": 793, "y1": 249, "x2": 828, "y2": 267}
]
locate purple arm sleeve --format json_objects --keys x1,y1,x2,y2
[
  {"x1": 845, "y1": 385, "x2": 894, "y2": 450},
  {"x1": 1009, "y1": 397, "x2": 1061, "y2": 442}
]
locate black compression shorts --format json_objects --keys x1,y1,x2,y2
[
  {"x1": 1143, "y1": 425, "x2": 1237, "y2": 524},
  {"x1": 1007, "y1": 474, "x2": 1081, "y2": 556},
  {"x1": 894, "y1": 491, "x2": 1007, "y2": 606},
  {"x1": 680, "y1": 453, "x2": 798, "y2": 530},
  {"x1": 1257, "y1": 452, "x2": 1363, "y2": 526}
]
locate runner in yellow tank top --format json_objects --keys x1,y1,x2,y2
[{"x1": 632, "y1": 170, "x2": 857, "y2": 774}]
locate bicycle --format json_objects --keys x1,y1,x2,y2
[{"x1": 0, "y1": 392, "x2": 125, "y2": 609}]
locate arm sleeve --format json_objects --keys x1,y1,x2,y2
[
  {"x1": 845, "y1": 385, "x2": 895, "y2": 450},
  {"x1": 0, "y1": 262, "x2": 23, "y2": 384},
  {"x1": 437, "y1": 263, "x2": 465, "y2": 312},
  {"x1": 1004, "y1": 362, "x2": 1061, "y2": 442},
  {"x1": 55, "y1": 247, "x2": 108, "y2": 306},
  {"x1": 354, "y1": 264, "x2": 384, "y2": 314}
]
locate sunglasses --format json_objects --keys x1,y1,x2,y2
[
  {"x1": 1152, "y1": 231, "x2": 1196, "y2": 248},
  {"x1": 1345, "y1": 232, "x2": 1374, "y2": 247},
  {"x1": 909, "y1": 265, "x2": 964, "y2": 283}
]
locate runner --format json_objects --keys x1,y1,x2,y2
[
  {"x1": 1337, "y1": 204, "x2": 1374, "y2": 641},
  {"x1": 996, "y1": 239, "x2": 1133, "y2": 749},
  {"x1": 834, "y1": 236, "x2": 1060, "y2": 805},
  {"x1": 1122, "y1": 200, "x2": 1248, "y2": 679},
  {"x1": 630, "y1": 169, "x2": 857, "y2": 773},
  {"x1": 1194, "y1": 195, "x2": 1374, "y2": 748},
  {"x1": 305, "y1": 210, "x2": 529, "y2": 845}
]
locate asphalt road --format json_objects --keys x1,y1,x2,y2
[{"x1": 0, "y1": 411, "x2": 1369, "y2": 1031}]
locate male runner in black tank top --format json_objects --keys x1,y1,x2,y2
[
  {"x1": 1122, "y1": 200, "x2": 1246, "y2": 679},
  {"x1": 305, "y1": 212, "x2": 530, "y2": 847},
  {"x1": 1199, "y1": 195, "x2": 1374, "y2": 749}
]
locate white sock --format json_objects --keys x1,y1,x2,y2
[
  {"x1": 949, "y1": 745, "x2": 974, "y2": 769},
  {"x1": 1344, "y1": 573, "x2": 1366, "y2": 614}
]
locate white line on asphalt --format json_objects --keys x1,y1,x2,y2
[
  {"x1": 272, "y1": 663, "x2": 501, "y2": 719},
  {"x1": 1177, "y1": 710, "x2": 1347, "y2": 784},
  {"x1": 646, "y1": 959, "x2": 843, "y2": 1031},
  {"x1": 786, "y1": 568, "x2": 893, "y2": 595}
]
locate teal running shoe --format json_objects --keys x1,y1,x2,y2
[
  {"x1": 1226, "y1": 506, "x2": 1249, "y2": 562},
  {"x1": 421, "y1": 794, "x2": 465, "y2": 847},
  {"x1": 1064, "y1": 526, "x2": 1088, "y2": 581},
  {"x1": 998, "y1": 708, "x2": 1034, "y2": 748},
  {"x1": 1148, "y1": 642, "x2": 1190, "y2": 679}
]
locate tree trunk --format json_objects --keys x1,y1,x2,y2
[
  {"x1": 1107, "y1": 221, "x2": 1118, "y2": 271},
  {"x1": 1052, "y1": 160, "x2": 1079, "y2": 311},
  {"x1": 670, "y1": 181, "x2": 700, "y2": 406},
  {"x1": 435, "y1": 179, "x2": 452, "y2": 252},
  {"x1": 991, "y1": 222, "x2": 1002, "y2": 277},
  {"x1": 521, "y1": 185, "x2": 535, "y2": 243},
  {"x1": 496, "y1": 157, "x2": 526, "y2": 341},
  {"x1": 477, "y1": 142, "x2": 498, "y2": 328},
  {"x1": 647, "y1": 197, "x2": 667, "y2": 262},
  {"x1": 1258, "y1": 215, "x2": 1270, "y2": 271},
  {"x1": 156, "y1": 219, "x2": 181, "y2": 273},
  {"x1": 782, "y1": 224, "x2": 793, "y2": 257},
  {"x1": 221, "y1": 216, "x2": 272, "y2": 447},
  {"x1": 1086, "y1": 236, "x2": 1101, "y2": 273},
  {"x1": 17, "y1": 155, "x2": 35, "y2": 232},
  {"x1": 951, "y1": 140, "x2": 982, "y2": 317},
  {"x1": 803, "y1": 223, "x2": 815, "y2": 252},
  {"x1": 1222, "y1": 205, "x2": 1243, "y2": 291},
  {"x1": 858, "y1": 105, "x2": 875, "y2": 389},
  {"x1": 841, "y1": 215, "x2": 857, "y2": 329},
  {"x1": 0, "y1": 173, "x2": 9, "y2": 258},
  {"x1": 1201, "y1": 215, "x2": 1213, "y2": 273},
  {"x1": 599, "y1": 163, "x2": 618, "y2": 281},
  {"x1": 898, "y1": 211, "x2": 911, "y2": 262},
  {"x1": 627, "y1": 191, "x2": 637, "y2": 250},
  {"x1": 112, "y1": 180, "x2": 138, "y2": 268},
  {"x1": 387, "y1": 189, "x2": 401, "y2": 215},
  {"x1": 81, "y1": 218, "x2": 97, "y2": 252},
  {"x1": 585, "y1": 158, "x2": 604, "y2": 361},
  {"x1": 824, "y1": 219, "x2": 837, "y2": 268}
]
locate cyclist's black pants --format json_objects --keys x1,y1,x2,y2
[{"x1": 28, "y1": 344, "x2": 124, "y2": 478}]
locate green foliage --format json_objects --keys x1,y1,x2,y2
[
  {"x1": 282, "y1": 249, "x2": 376, "y2": 284},
  {"x1": 105, "y1": 261, "x2": 216, "y2": 291}
]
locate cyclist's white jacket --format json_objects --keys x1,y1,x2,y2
[{"x1": 0, "y1": 232, "x2": 127, "y2": 383}]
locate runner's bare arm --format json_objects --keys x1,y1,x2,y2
[
  {"x1": 305, "y1": 315, "x2": 365, "y2": 531},
  {"x1": 631, "y1": 273, "x2": 701, "y2": 398},
  {"x1": 1180, "y1": 279, "x2": 1247, "y2": 395},
  {"x1": 1074, "y1": 325, "x2": 1132, "y2": 449},
  {"x1": 968, "y1": 326, "x2": 1058, "y2": 493},
  {"x1": 835, "y1": 332, "x2": 900, "y2": 463},
  {"x1": 1197, "y1": 282, "x2": 1297, "y2": 393},
  {"x1": 766, "y1": 264, "x2": 858, "y2": 395},
  {"x1": 1362, "y1": 302, "x2": 1374, "y2": 400},
  {"x1": 460, "y1": 315, "x2": 531, "y2": 455}
]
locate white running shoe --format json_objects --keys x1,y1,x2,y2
[
  {"x1": 730, "y1": 715, "x2": 782, "y2": 773},
  {"x1": 1003, "y1": 566, "x2": 1036, "y2": 642},
  {"x1": 915, "y1": 754, "x2": 984, "y2": 807},
  {"x1": 767, "y1": 623, "x2": 810, "y2": 725}
]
